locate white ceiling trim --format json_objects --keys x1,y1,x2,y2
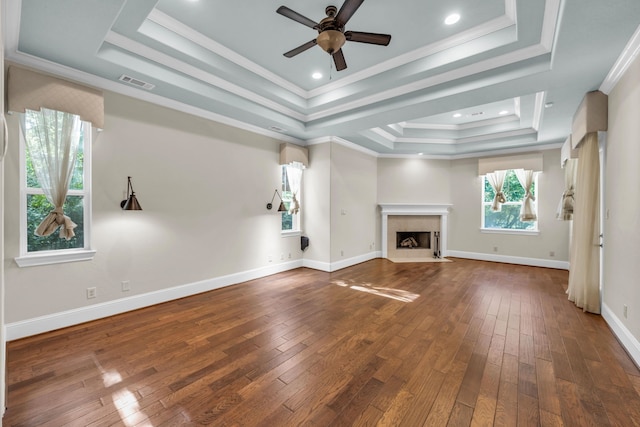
[
  {"x1": 3, "y1": 51, "x2": 303, "y2": 145},
  {"x1": 146, "y1": 9, "x2": 309, "y2": 99},
  {"x1": 305, "y1": 135, "x2": 380, "y2": 157},
  {"x1": 371, "y1": 126, "x2": 537, "y2": 145},
  {"x1": 378, "y1": 140, "x2": 564, "y2": 160},
  {"x1": 600, "y1": 23, "x2": 640, "y2": 94},
  {"x1": 103, "y1": 31, "x2": 308, "y2": 122},
  {"x1": 306, "y1": 43, "x2": 550, "y2": 122},
  {"x1": 307, "y1": 0, "x2": 518, "y2": 98},
  {"x1": 399, "y1": 114, "x2": 520, "y2": 131},
  {"x1": 539, "y1": 0, "x2": 562, "y2": 51},
  {"x1": 532, "y1": 91, "x2": 545, "y2": 131}
]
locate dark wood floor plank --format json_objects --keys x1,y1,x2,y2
[{"x1": 4, "y1": 259, "x2": 640, "y2": 426}]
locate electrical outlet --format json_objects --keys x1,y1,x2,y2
[
  {"x1": 549, "y1": 251, "x2": 555, "y2": 257},
  {"x1": 87, "y1": 287, "x2": 97, "y2": 299},
  {"x1": 121, "y1": 280, "x2": 130, "y2": 292},
  {"x1": 341, "y1": 250, "x2": 344, "y2": 256},
  {"x1": 288, "y1": 252, "x2": 292, "y2": 259},
  {"x1": 493, "y1": 246, "x2": 498, "y2": 252},
  {"x1": 268, "y1": 255, "x2": 273, "y2": 263},
  {"x1": 624, "y1": 305, "x2": 628, "y2": 319}
]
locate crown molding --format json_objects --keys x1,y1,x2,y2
[{"x1": 600, "y1": 23, "x2": 640, "y2": 94}]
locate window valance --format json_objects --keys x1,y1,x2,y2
[
  {"x1": 571, "y1": 90, "x2": 607, "y2": 150},
  {"x1": 280, "y1": 143, "x2": 308, "y2": 167},
  {"x1": 7, "y1": 66, "x2": 104, "y2": 129},
  {"x1": 561, "y1": 135, "x2": 579, "y2": 166},
  {"x1": 478, "y1": 152, "x2": 543, "y2": 175}
]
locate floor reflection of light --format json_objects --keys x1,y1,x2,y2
[
  {"x1": 92, "y1": 356, "x2": 154, "y2": 426},
  {"x1": 332, "y1": 280, "x2": 419, "y2": 303}
]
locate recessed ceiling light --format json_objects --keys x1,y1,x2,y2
[
  {"x1": 312, "y1": 72, "x2": 323, "y2": 80},
  {"x1": 453, "y1": 113, "x2": 462, "y2": 118},
  {"x1": 445, "y1": 13, "x2": 460, "y2": 25},
  {"x1": 418, "y1": 152, "x2": 424, "y2": 156},
  {"x1": 545, "y1": 102, "x2": 554, "y2": 108},
  {"x1": 499, "y1": 110, "x2": 509, "y2": 115}
]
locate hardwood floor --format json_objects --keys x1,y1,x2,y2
[{"x1": 4, "y1": 258, "x2": 640, "y2": 426}]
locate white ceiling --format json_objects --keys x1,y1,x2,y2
[{"x1": 5, "y1": 0, "x2": 640, "y2": 157}]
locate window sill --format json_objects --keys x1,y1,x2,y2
[
  {"x1": 480, "y1": 228, "x2": 539, "y2": 236},
  {"x1": 15, "y1": 249, "x2": 97, "y2": 268},
  {"x1": 281, "y1": 230, "x2": 301, "y2": 238}
]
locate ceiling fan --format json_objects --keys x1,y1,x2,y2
[{"x1": 276, "y1": 0, "x2": 392, "y2": 71}]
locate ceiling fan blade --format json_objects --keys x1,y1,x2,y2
[
  {"x1": 333, "y1": 49, "x2": 347, "y2": 71},
  {"x1": 277, "y1": 6, "x2": 319, "y2": 29},
  {"x1": 335, "y1": 0, "x2": 365, "y2": 26},
  {"x1": 284, "y1": 39, "x2": 317, "y2": 58},
  {"x1": 345, "y1": 31, "x2": 391, "y2": 46}
]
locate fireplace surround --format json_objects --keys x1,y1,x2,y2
[{"x1": 379, "y1": 204, "x2": 451, "y2": 260}]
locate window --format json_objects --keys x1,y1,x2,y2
[
  {"x1": 482, "y1": 169, "x2": 537, "y2": 231},
  {"x1": 281, "y1": 165, "x2": 300, "y2": 233},
  {"x1": 16, "y1": 110, "x2": 94, "y2": 267}
]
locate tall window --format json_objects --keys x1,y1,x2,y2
[
  {"x1": 281, "y1": 165, "x2": 300, "y2": 233},
  {"x1": 482, "y1": 169, "x2": 537, "y2": 231},
  {"x1": 18, "y1": 109, "x2": 92, "y2": 264}
]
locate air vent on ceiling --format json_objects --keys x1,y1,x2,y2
[
  {"x1": 471, "y1": 111, "x2": 484, "y2": 116},
  {"x1": 118, "y1": 75, "x2": 155, "y2": 90},
  {"x1": 269, "y1": 126, "x2": 286, "y2": 133}
]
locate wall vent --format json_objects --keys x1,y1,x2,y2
[{"x1": 118, "y1": 75, "x2": 155, "y2": 90}]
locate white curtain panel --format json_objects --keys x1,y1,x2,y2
[
  {"x1": 556, "y1": 158, "x2": 577, "y2": 220},
  {"x1": 486, "y1": 170, "x2": 507, "y2": 211},
  {"x1": 285, "y1": 161, "x2": 304, "y2": 215},
  {"x1": 515, "y1": 169, "x2": 537, "y2": 221},
  {"x1": 567, "y1": 133, "x2": 600, "y2": 313},
  {"x1": 23, "y1": 108, "x2": 82, "y2": 240}
]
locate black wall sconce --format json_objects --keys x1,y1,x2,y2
[
  {"x1": 266, "y1": 189, "x2": 287, "y2": 212},
  {"x1": 121, "y1": 176, "x2": 142, "y2": 210}
]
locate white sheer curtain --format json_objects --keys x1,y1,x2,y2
[
  {"x1": 515, "y1": 169, "x2": 537, "y2": 221},
  {"x1": 486, "y1": 170, "x2": 507, "y2": 211},
  {"x1": 556, "y1": 158, "x2": 577, "y2": 220},
  {"x1": 567, "y1": 133, "x2": 600, "y2": 313},
  {"x1": 23, "y1": 108, "x2": 82, "y2": 240},
  {"x1": 285, "y1": 161, "x2": 304, "y2": 215}
]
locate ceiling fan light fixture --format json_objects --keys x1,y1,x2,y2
[{"x1": 317, "y1": 30, "x2": 346, "y2": 54}]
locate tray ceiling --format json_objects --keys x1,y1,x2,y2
[{"x1": 5, "y1": 0, "x2": 640, "y2": 157}]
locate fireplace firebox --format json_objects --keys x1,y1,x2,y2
[{"x1": 396, "y1": 231, "x2": 431, "y2": 249}]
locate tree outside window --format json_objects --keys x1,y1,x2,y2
[{"x1": 482, "y1": 169, "x2": 537, "y2": 230}]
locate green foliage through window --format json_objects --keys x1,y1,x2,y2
[
  {"x1": 23, "y1": 112, "x2": 88, "y2": 253},
  {"x1": 281, "y1": 166, "x2": 293, "y2": 231},
  {"x1": 483, "y1": 170, "x2": 537, "y2": 230}
]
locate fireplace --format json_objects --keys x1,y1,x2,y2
[
  {"x1": 396, "y1": 231, "x2": 431, "y2": 249},
  {"x1": 379, "y1": 204, "x2": 451, "y2": 261}
]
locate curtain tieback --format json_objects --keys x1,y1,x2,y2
[
  {"x1": 562, "y1": 190, "x2": 574, "y2": 200},
  {"x1": 35, "y1": 207, "x2": 78, "y2": 240},
  {"x1": 496, "y1": 191, "x2": 506, "y2": 204},
  {"x1": 288, "y1": 193, "x2": 300, "y2": 215},
  {"x1": 525, "y1": 191, "x2": 536, "y2": 201}
]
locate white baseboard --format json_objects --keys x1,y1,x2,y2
[
  {"x1": 446, "y1": 250, "x2": 569, "y2": 270},
  {"x1": 303, "y1": 251, "x2": 381, "y2": 272},
  {"x1": 6, "y1": 259, "x2": 303, "y2": 341},
  {"x1": 602, "y1": 303, "x2": 640, "y2": 368}
]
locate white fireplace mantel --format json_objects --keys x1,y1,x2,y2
[{"x1": 379, "y1": 204, "x2": 452, "y2": 259}]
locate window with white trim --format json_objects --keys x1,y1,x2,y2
[
  {"x1": 18, "y1": 109, "x2": 93, "y2": 264},
  {"x1": 482, "y1": 169, "x2": 538, "y2": 231},
  {"x1": 281, "y1": 165, "x2": 300, "y2": 233}
]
